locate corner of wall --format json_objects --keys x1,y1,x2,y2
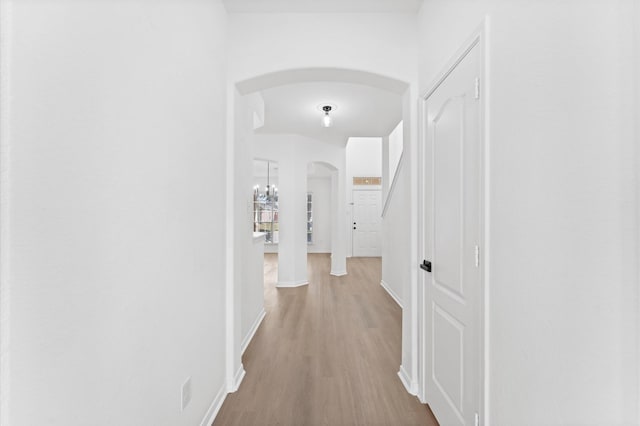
[
  {"x1": 241, "y1": 309, "x2": 266, "y2": 355},
  {"x1": 634, "y1": 0, "x2": 640, "y2": 420},
  {"x1": 0, "y1": 1, "x2": 12, "y2": 424},
  {"x1": 380, "y1": 280, "x2": 403, "y2": 308}
]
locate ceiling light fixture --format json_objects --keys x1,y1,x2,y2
[{"x1": 321, "y1": 105, "x2": 333, "y2": 128}]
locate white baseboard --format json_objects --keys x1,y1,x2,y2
[
  {"x1": 200, "y1": 364, "x2": 248, "y2": 426},
  {"x1": 330, "y1": 270, "x2": 347, "y2": 277},
  {"x1": 398, "y1": 365, "x2": 418, "y2": 396},
  {"x1": 380, "y1": 280, "x2": 403, "y2": 308},
  {"x1": 276, "y1": 280, "x2": 309, "y2": 288},
  {"x1": 229, "y1": 365, "x2": 245, "y2": 392},
  {"x1": 307, "y1": 248, "x2": 331, "y2": 254},
  {"x1": 199, "y1": 382, "x2": 228, "y2": 426},
  {"x1": 241, "y1": 309, "x2": 266, "y2": 355}
]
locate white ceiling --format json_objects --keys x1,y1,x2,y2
[
  {"x1": 223, "y1": 0, "x2": 423, "y2": 13},
  {"x1": 256, "y1": 82, "x2": 403, "y2": 145}
]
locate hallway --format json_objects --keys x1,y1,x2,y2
[{"x1": 214, "y1": 254, "x2": 437, "y2": 426}]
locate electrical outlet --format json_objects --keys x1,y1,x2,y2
[{"x1": 181, "y1": 377, "x2": 192, "y2": 412}]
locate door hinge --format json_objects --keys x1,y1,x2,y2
[
  {"x1": 474, "y1": 77, "x2": 480, "y2": 100},
  {"x1": 474, "y1": 245, "x2": 480, "y2": 268},
  {"x1": 475, "y1": 412, "x2": 480, "y2": 426}
]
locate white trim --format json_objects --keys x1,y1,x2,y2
[
  {"x1": 330, "y1": 270, "x2": 347, "y2": 277},
  {"x1": 199, "y1": 382, "x2": 228, "y2": 426},
  {"x1": 228, "y1": 365, "x2": 246, "y2": 393},
  {"x1": 307, "y1": 248, "x2": 332, "y2": 254},
  {"x1": 422, "y1": 36, "x2": 480, "y2": 101},
  {"x1": 380, "y1": 280, "x2": 403, "y2": 308},
  {"x1": 417, "y1": 19, "x2": 489, "y2": 425},
  {"x1": 352, "y1": 184, "x2": 382, "y2": 190},
  {"x1": 634, "y1": 1, "x2": 640, "y2": 422},
  {"x1": 276, "y1": 280, "x2": 309, "y2": 288},
  {"x1": 407, "y1": 86, "x2": 420, "y2": 419},
  {"x1": 0, "y1": 2, "x2": 12, "y2": 425},
  {"x1": 397, "y1": 365, "x2": 418, "y2": 396},
  {"x1": 482, "y1": 16, "x2": 492, "y2": 425},
  {"x1": 241, "y1": 309, "x2": 265, "y2": 355},
  {"x1": 417, "y1": 94, "x2": 427, "y2": 405},
  {"x1": 225, "y1": 85, "x2": 237, "y2": 397},
  {"x1": 381, "y1": 151, "x2": 404, "y2": 218}
]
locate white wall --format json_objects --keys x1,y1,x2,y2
[
  {"x1": 227, "y1": 88, "x2": 257, "y2": 389},
  {"x1": 0, "y1": 1, "x2": 10, "y2": 423},
  {"x1": 346, "y1": 137, "x2": 383, "y2": 179},
  {"x1": 4, "y1": 1, "x2": 229, "y2": 425},
  {"x1": 307, "y1": 177, "x2": 332, "y2": 253},
  {"x1": 228, "y1": 13, "x2": 419, "y2": 90},
  {"x1": 381, "y1": 155, "x2": 409, "y2": 308},
  {"x1": 380, "y1": 115, "x2": 408, "y2": 308},
  {"x1": 632, "y1": 1, "x2": 640, "y2": 424},
  {"x1": 388, "y1": 121, "x2": 403, "y2": 186},
  {"x1": 635, "y1": 1, "x2": 640, "y2": 419},
  {"x1": 241, "y1": 234, "x2": 266, "y2": 353},
  {"x1": 418, "y1": 1, "x2": 639, "y2": 424},
  {"x1": 381, "y1": 136, "x2": 390, "y2": 203}
]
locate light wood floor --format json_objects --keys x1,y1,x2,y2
[{"x1": 213, "y1": 253, "x2": 438, "y2": 426}]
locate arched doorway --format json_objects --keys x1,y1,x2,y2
[{"x1": 226, "y1": 66, "x2": 414, "y2": 397}]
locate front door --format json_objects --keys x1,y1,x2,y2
[
  {"x1": 352, "y1": 189, "x2": 382, "y2": 257},
  {"x1": 422, "y1": 41, "x2": 482, "y2": 425}
]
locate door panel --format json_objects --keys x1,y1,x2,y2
[
  {"x1": 433, "y1": 98, "x2": 464, "y2": 298},
  {"x1": 433, "y1": 303, "x2": 464, "y2": 420},
  {"x1": 423, "y1": 42, "x2": 482, "y2": 426},
  {"x1": 352, "y1": 190, "x2": 381, "y2": 257}
]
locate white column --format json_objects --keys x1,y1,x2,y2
[
  {"x1": 227, "y1": 88, "x2": 245, "y2": 392},
  {"x1": 330, "y1": 168, "x2": 347, "y2": 276},
  {"x1": 400, "y1": 86, "x2": 419, "y2": 396},
  {"x1": 276, "y1": 147, "x2": 308, "y2": 287}
]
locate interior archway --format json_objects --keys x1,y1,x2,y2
[
  {"x1": 236, "y1": 67, "x2": 409, "y2": 95},
  {"x1": 228, "y1": 66, "x2": 413, "y2": 397},
  {"x1": 235, "y1": 67, "x2": 409, "y2": 281}
]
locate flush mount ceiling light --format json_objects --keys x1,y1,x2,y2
[
  {"x1": 321, "y1": 105, "x2": 333, "y2": 128},
  {"x1": 316, "y1": 103, "x2": 337, "y2": 128},
  {"x1": 321, "y1": 105, "x2": 333, "y2": 127}
]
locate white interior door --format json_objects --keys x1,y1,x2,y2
[
  {"x1": 422, "y1": 42, "x2": 482, "y2": 426},
  {"x1": 352, "y1": 189, "x2": 381, "y2": 257}
]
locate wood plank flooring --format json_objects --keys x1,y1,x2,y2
[{"x1": 213, "y1": 253, "x2": 438, "y2": 426}]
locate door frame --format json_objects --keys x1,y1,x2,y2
[{"x1": 417, "y1": 20, "x2": 489, "y2": 424}]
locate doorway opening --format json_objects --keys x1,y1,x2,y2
[{"x1": 228, "y1": 67, "x2": 415, "y2": 421}]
